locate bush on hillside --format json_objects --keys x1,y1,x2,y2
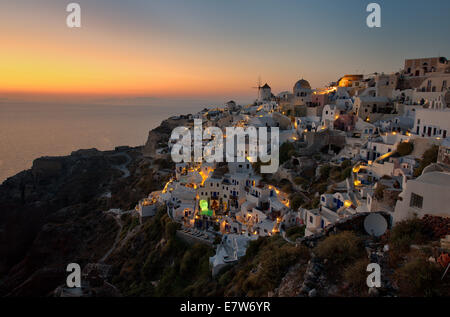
[
  {"x1": 389, "y1": 218, "x2": 429, "y2": 251},
  {"x1": 279, "y1": 142, "x2": 296, "y2": 165},
  {"x1": 396, "y1": 142, "x2": 414, "y2": 156},
  {"x1": 225, "y1": 236, "x2": 310, "y2": 297},
  {"x1": 414, "y1": 145, "x2": 439, "y2": 177},
  {"x1": 342, "y1": 258, "x2": 370, "y2": 296},
  {"x1": 285, "y1": 226, "x2": 305, "y2": 240},
  {"x1": 394, "y1": 258, "x2": 449, "y2": 297},
  {"x1": 314, "y1": 231, "x2": 364, "y2": 266},
  {"x1": 290, "y1": 194, "x2": 304, "y2": 211}
]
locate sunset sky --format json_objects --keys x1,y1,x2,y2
[{"x1": 1, "y1": 0, "x2": 450, "y2": 104}]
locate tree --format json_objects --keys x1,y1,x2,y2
[
  {"x1": 396, "y1": 142, "x2": 414, "y2": 156},
  {"x1": 394, "y1": 258, "x2": 447, "y2": 297},
  {"x1": 319, "y1": 164, "x2": 332, "y2": 179},
  {"x1": 279, "y1": 142, "x2": 296, "y2": 165},
  {"x1": 414, "y1": 145, "x2": 439, "y2": 177},
  {"x1": 290, "y1": 194, "x2": 304, "y2": 211}
]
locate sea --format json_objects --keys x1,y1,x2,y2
[{"x1": 0, "y1": 99, "x2": 223, "y2": 183}]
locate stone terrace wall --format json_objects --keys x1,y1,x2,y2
[{"x1": 296, "y1": 212, "x2": 392, "y2": 248}]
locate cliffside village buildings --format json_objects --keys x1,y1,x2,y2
[{"x1": 138, "y1": 57, "x2": 450, "y2": 274}]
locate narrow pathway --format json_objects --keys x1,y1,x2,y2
[
  {"x1": 99, "y1": 212, "x2": 123, "y2": 263},
  {"x1": 111, "y1": 153, "x2": 131, "y2": 178}
]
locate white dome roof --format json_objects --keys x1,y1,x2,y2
[{"x1": 293, "y1": 79, "x2": 311, "y2": 92}]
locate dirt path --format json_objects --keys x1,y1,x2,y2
[
  {"x1": 111, "y1": 153, "x2": 131, "y2": 178},
  {"x1": 100, "y1": 212, "x2": 123, "y2": 263}
]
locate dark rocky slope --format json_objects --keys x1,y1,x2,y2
[{"x1": 0, "y1": 147, "x2": 164, "y2": 296}]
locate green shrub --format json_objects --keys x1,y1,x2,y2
[
  {"x1": 279, "y1": 142, "x2": 296, "y2": 164},
  {"x1": 226, "y1": 237, "x2": 310, "y2": 297},
  {"x1": 319, "y1": 164, "x2": 332, "y2": 179},
  {"x1": 389, "y1": 218, "x2": 428, "y2": 251},
  {"x1": 330, "y1": 169, "x2": 342, "y2": 181},
  {"x1": 343, "y1": 258, "x2": 370, "y2": 296},
  {"x1": 285, "y1": 226, "x2": 305, "y2": 240},
  {"x1": 394, "y1": 258, "x2": 448, "y2": 296},
  {"x1": 164, "y1": 221, "x2": 178, "y2": 239},
  {"x1": 314, "y1": 231, "x2": 364, "y2": 266},
  {"x1": 339, "y1": 166, "x2": 352, "y2": 181},
  {"x1": 396, "y1": 142, "x2": 414, "y2": 156},
  {"x1": 290, "y1": 195, "x2": 304, "y2": 211},
  {"x1": 414, "y1": 145, "x2": 439, "y2": 177}
]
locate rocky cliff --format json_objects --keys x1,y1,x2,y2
[
  {"x1": 142, "y1": 116, "x2": 190, "y2": 157},
  {"x1": 0, "y1": 146, "x2": 164, "y2": 296}
]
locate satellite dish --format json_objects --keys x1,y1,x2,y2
[{"x1": 364, "y1": 213, "x2": 388, "y2": 237}]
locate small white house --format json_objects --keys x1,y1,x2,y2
[{"x1": 394, "y1": 171, "x2": 450, "y2": 223}]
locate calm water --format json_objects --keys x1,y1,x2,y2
[{"x1": 0, "y1": 100, "x2": 215, "y2": 183}]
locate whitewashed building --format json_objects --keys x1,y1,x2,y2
[{"x1": 394, "y1": 171, "x2": 450, "y2": 223}]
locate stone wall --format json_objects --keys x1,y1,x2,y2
[
  {"x1": 176, "y1": 230, "x2": 214, "y2": 246},
  {"x1": 295, "y1": 212, "x2": 392, "y2": 248}
]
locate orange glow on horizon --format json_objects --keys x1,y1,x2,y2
[
  {"x1": 0, "y1": 32, "x2": 257, "y2": 97},
  {"x1": 0, "y1": 20, "x2": 328, "y2": 99}
]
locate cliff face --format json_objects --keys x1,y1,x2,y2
[
  {"x1": 142, "y1": 117, "x2": 190, "y2": 157},
  {"x1": 0, "y1": 147, "x2": 160, "y2": 296}
]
